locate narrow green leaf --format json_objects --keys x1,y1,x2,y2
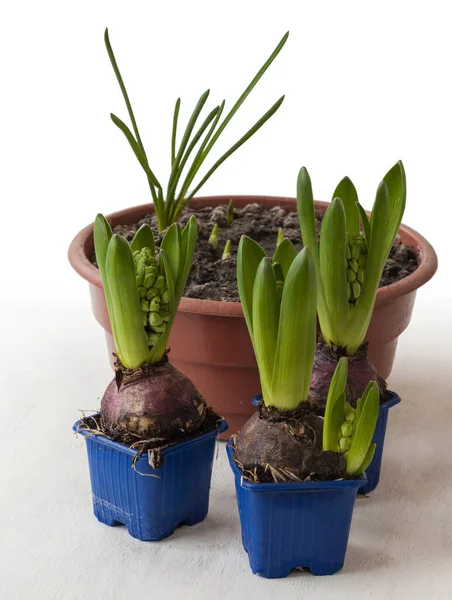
[
  {"x1": 104, "y1": 28, "x2": 145, "y2": 152},
  {"x1": 110, "y1": 113, "x2": 161, "y2": 188},
  {"x1": 166, "y1": 105, "x2": 220, "y2": 224},
  {"x1": 236, "y1": 236, "x2": 267, "y2": 338},
  {"x1": 346, "y1": 383, "x2": 380, "y2": 474},
  {"x1": 171, "y1": 98, "x2": 181, "y2": 167},
  {"x1": 105, "y1": 234, "x2": 150, "y2": 368},
  {"x1": 271, "y1": 248, "x2": 317, "y2": 410},
  {"x1": 188, "y1": 95, "x2": 285, "y2": 199},
  {"x1": 323, "y1": 357, "x2": 348, "y2": 451},
  {"x1": 177, "y1": 101, "x2": 225, "y2": 205},
  {"x1": 319, "y1": 198, "x2": 349, "y2": 345},
  {"x1": 272, "y1": 238, "x2": 297, "y2": 279},
  {"x1": 252, "y1": 258, "x2": 279, "y2": 405},
  {"x1": 130, "y1": 224, "x2": 155, "y2": 255},
  {"x1": 333, "y1": 176, "x2": 360, "y2": 235},
  {"x1": 166, "y1": 89, "x2": 210, "y2": 213},
  {"x1": 203, "y1": 31, "x2": 289, "y2": 156},
  {"x1": 354, "y1": 381, "x2": 377, "y2": 430},
  {"x1": 356, "y1": 202, "x2": 371, "y2": 242},
  {"x1": 382, "y1": 160, "x2": 406, "y2": 257},
  {"x1": 354, "y1": 443, "x2": 376, "y2": 476}
]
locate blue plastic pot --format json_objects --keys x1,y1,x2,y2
[
  {"x1": 227, "y1": 442, "x2": 363, "y2": 577},
  {"x1": 359, "y1": 390, "x2": 400, "y2": 494},
  {"x1": 251, "y1": 390, "x2": 400, "y2": 496},
  {"x1": 73, "y1": 416, "x2": 228, "y2": 541}
]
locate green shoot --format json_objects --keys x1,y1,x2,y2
[
  {"x1": 322, "y1": 358, "x2": 379, "y2": 475},
  {"x1": 105, "y1": 28, "x2": 288, "y2": 232},
  {"x1": 276, "y1": 227, "x2": 285, "y2": 247},
  {"x1": 94, "y1": 214, "x2": 198, "y2": 368},
  {"x1": 208, "y1": 223, "x2": 219, "y2": 249},
  {"x1": 297, "y1": 161, "x2": 406, "y2": 355},
  {"x1": 222, "y1": 239, "x2": 232, "y2": 260},
  {"x1": 227, "y1": 199, "x2": 234, "y2": 224},
  {"x1": 237, "y1": 237, "x2": 317, "y2": 410}
]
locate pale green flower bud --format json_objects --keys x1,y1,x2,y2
[
  {"x1": 154, "y1": 275, "x2": 166, "y2": 290},
  {"x1": 341, "y1": 422, "x2": 353, "y2": 437},
  {"x1": 149, "y1": 312, "x2": 163, "y2": 328},
  {"x1": 339, "y1": 437, "x2": 351, "y2": 452},
  {"x1": 141, "y1": 299, "x2": 149, "y2": 312},
  {"x1": 149, "y1": 298, "x2": 160, "y2": 312}
]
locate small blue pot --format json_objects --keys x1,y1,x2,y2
[
  {"x1": 251, "y1": 390, "x2": 400, "y2": 495},
  {"x1": 359, "y1": 390, "x2": 400, "y2": 494},
  {"x1": 227, "y1": 443, "x2": 363, "y2": 577},
  {"x1": 73, "y1": 416, "x2": 228, "y2": 541}
]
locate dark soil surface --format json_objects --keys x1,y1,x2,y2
[{"x1": 110, "y1": 203, "x2": 419, "y2": 302}]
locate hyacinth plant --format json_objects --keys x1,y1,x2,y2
[
  {"x1": 296, "y1": 161, "x2": 406, "y2": 410},
  {"x1": 93, "y1": 214, "x2": 210, "y2": 442},
  {"x1": 105, "y1": 28, "x2": 288, "y2": 232},
  {"x1": 233, "y1": 236, "x2": 379, "y2": 482}
]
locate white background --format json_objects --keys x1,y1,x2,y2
[{"x1": 1, "y1": 1, "x2": 451, "y2": 599}]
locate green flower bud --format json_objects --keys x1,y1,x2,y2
[
  {"x1": 352, "y1": 281, "x2": 361, "y2": 299},
  {"x1": 149, "y1": 312, "x2": 163, "y2": 328},
  {"x1": 341, "y1": 422, "x2": 353, "y2": 437},
  {"x1": 345, "y1": 244, "x2": 351, "y2": 260},
  {"x1": 141, "y1": 299, "x2": 149, "y2": 312},
  {"x1": 160, "y1": 311, "x2": 171, "y2": 322},
  {"x1": 154, "y1": 275, "x2": 166, "y2": 290},
  {"x1": 138, "y1": 286, "x2": 147, "y2": 299},
  {"x1": 160, "y1": 290, "x2": 170, "y2": 304},
  {"x1": 349, "y1": 259, "x2": 359, "y2": 273},
  {"x1": 351, "y1": 244, "x2": 360, "y2": 260},
  {"x1": 149, "y1": 298, "x2": 160, "y2": 312},
  {"x1": 345, "y1": 404, "x2": 356, "y2": 422},
  {"x1": 358, "y1": 254, "x2": 367, "y2": 267},
  {"x1": 146, "y1": 287, "x2": 159, "y2": 300},
  {"x1": 357, "y1": 268, "x2": 365, "y2": 283},
  {"x1": 339, "y1": 437, "x2": 351, "y2": 452},
  {"x1": 347, "y1": 268, "x2": 357, "y2": 282},
  {"x1": 147, "y1": 332, "x2": 161, "y2": 347}
]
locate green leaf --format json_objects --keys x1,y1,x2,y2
[
  {"x1": 272, "y1": 262, "x2": 284, "y2": 283},
  {"x1": 319, "y1": 198, "x2": 349, "y2": 345},
  {"x1": 271, "y1": 248, "x2": 317, "y2": 410},
  {"x1": 94, "y1": 214, "x2": 115, "y2": 334},
  {"x1": 105, "y1": 234, "x2": 150, "y2": 368},
  {"x1": 202, "y1": 31, "x2": 289, "y2": 156},
  {"x1": 347, "y1": 181, "x2": 390, "y2": 353},
  {"x1": 356, "y1": 202, "x2": 371, "y2": 242},
  {"x1": 382, "y1": 160, "x2": 406, "y2": 257},
  {"x1": 272, "y1": 238, "x2": 297, "y2": 279},
  {"x1": 188, "y1": 95, "x2": 285, "y2": 199},
  {"x1": 237, "y1": 236, "x2": 267, "y2": 338},
  {"x1": 354, "y1": 443, "x2": 376, "y2": 476},
  {"x1": 166, "y1": 90, "x2": 211, "y2": 210},
  {"x1": 167, "y1": 105, "x2": 221, "y2": 225},
  {"x1": 149, "y1": 248, "x2": 176, "y2": 362},
  {"x1": 333, "y1": 176, "x2": 360, "y2": 235},
  {"x1": 160, "y1": 222, "x2": 182, "y2": 288},
  {"x1": 176, "y1": 215, "x2": 198, "y2": 301},
  {"x1": 130, "y1": 224, "x2": 155, "y2": 255},
  {"x1": 323, "y1": 357, "x2": 348, "y2": 451},
  {"x1": 346, "y1": 383, "x2": 379, "y2": 474},
  {"x1": 252, "y1": 258, "x2": 279, "y2": 405},
  {"x1": 110, "y1": 113, "x2": 161, "y2": 188},
  {"x1": 171, "y1": 98, "x2": 181, "y2": 167}
]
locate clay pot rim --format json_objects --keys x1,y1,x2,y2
[{"x1": 68, "y1": 194, "x2": 438, "y2": 317}]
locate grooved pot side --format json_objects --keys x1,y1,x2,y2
[{"x1": 69, "y1": 196, "x2": 438, "y2": 436}]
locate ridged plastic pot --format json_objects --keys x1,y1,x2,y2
[
  {"x1": 227, "y1": 442, "x2": 364, "y2": 577},
  {"x1": 73, "y1": 416, "x2": 228, "y2": 541},
  {"x1": 68, "y1": 195, "x2": 437, "y2": 437},
  {"x1": 251, "y1": 391, "x2": 400, "y2": 496},
  {"x1": 359, "y1": 391, "x2": 401, "y2": 494}
]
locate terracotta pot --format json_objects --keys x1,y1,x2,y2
[{"x1": 68, "y1": 196, "x2": 438, "y2": 436}]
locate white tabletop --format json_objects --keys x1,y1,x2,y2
[{"x1": 1, "y1": 287, "x2": 451, "y2": 600}]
